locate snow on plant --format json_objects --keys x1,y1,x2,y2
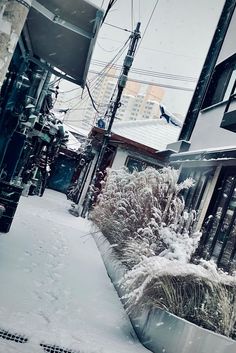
[
  {"x1": 91, "y1": 166, "x2": 199, "y2": 267},
  {"x1": 121, "y1": 256, "x2": 236, "y2": 339},
  {"x1": 91, "y1": 166, "x2": 236, "y2": 339}
]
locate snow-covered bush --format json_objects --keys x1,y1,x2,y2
[
  {"x1": 91, "y1": 167, "x2": 200, "y2": 267},
  {"x1": 121, "y1": 257, "x2": 236, "y2": 339},
  {"x1": 91, "y1": 166, "x2": 236, "y2": 339}
]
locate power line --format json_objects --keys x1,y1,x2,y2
[
  {"x1": 59, "y1": 65, "x2": 194, "y2": 111},
  {"x1": 81, "y1": 22, "x2": 141, "y2": 217},
  {"x1": 60, "y1": 87, "x2": 80, "y2": 94},
  {"x1": 138, "y1": 0, "x2": 141, "y2": 22},
  {"x1": 66, "y1": 38, "x2": 130, "y2": 112},
  {"x1": 131, "y1": 0, "x2": 134, "y2": 30},
  {"x1": 136, "y1": 0, "x2": 159, "y2": 53},
  {"x1": 97, "y1": 41, "x2": 120, "y2": 53},
  {"x1": 85, "y1": 83, "x2": 101, "y2": 114},
  {"x1": 88, "y1": 69, "x2": 194, "y2": 92},
  {"x1": 98, "y1": 36, "x2": 200, "y2": 59},
  {"x1": 104, "y1": 22, "x2": 132, "y2": 33},
  {"x1": 91, "y1": 59, "x2": 197, "y2": 82},
  {"x1": 102, "y1": 0, "x2": 118, "y2": 25}
]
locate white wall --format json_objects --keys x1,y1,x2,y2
[
  {"x1": 189, "y1": 102, "x2": 236, "y2": 151},
  {"x1": 217, "y1": 8, "x2": 236, "y2": 64},
  {"x1": 189, "y1": 7, "x2": 236, "y2": 153},
  {"x1": 111, "y1": 147, "x2": 165, "y2": 170},
  {"x1": 111, "y1": 148, "x2": 129, "y2": 169}
]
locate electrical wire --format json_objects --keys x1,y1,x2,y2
[
  {"x1": 131, "y1": 0, "x2": 134, "y2": 31},
  {"x1": 88, "y1": 69, "x2": 194, "y2": 92},
  {"x1": 104, "y1": 22, "x2": 132, "y2": 33},
  {"x1": 58, "y1": 63, "x2": 114, "y2": 109},
  {"x1": 57, "y1": 36, "x2": 131, "y2": 125},
  {"x1": 55, "y1": 45, "x2": 130, "y2": 116},
  {"x1": 98, "y1": 36, "x2": 200, "y2": 59},
  {"x1": 136, "y1": 0, "x2": 159, "y2": 54},
  {"x1": 85, "y1": 83, "x2": 101, "y2": 113},
  {"x1": 57, "y1": 93, "x2": 83, "y2": 104},
  {"x1": 49, "y1": 77, "x2": 61, "y2": 87},
  {"x1": 97, "y1": 41, "x2": 125, "y2": 53},
  {"x1": 60, "y1": 87, "x2": 80, "y2": 94},
  {"x1": 91, "y1": 59, "x2": 197, "y2": 82},
  {"x1": 68, "y1": 38, "x2": 130, "y2": 112},
  {"x1": 102, "y1": 0, "x2": 118, "y2": 25},
  {"x1": 82, "y1": 34, "x2": 135, "y2": 125},
  {"x1": 139, "y1": 0, "x2": 141, "y2": 22}
]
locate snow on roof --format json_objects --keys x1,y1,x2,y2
[
  {"x1": 64, "y1": 122, "x2": 88, "y2": 137},
  {"x1": 112, "y1": 118, "x2": 180, "y2": 151},
  {"x1": 66, "y1": 131, "x2": 81, "y2": 150},
  {"x1": 63, "y1": 123, "x2": 89, "y2": 151},
  {"x1": 176, "y1": 144, "x2": 236, "y2": 156}
]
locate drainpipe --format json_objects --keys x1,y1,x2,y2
[{"x1": 0, "y1": 0, "x2": 32, "y2": 91}]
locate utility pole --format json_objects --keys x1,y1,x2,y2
[
  {"x1": 0, "y1": 0, "x2": 32, "y2": 91},
  {"x1": 82, "y1": 22, "x2": 141, "y2": 217}
]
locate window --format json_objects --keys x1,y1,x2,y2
[
  {"x1": 125, "y1": 156, "x2": 158, "y2": 173},
  {"x1": 223, "y1": 68, "x2": 236, "y2": 101},
  {"x1": 202, "y1": 54, "x2": 236, "y2": 109}
]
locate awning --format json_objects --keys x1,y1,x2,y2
[
  {"x1": 170, "y1": 146, "x2": 236, "y2": 164},
  {"x1": 23, "y1": 0, "x2": 103, "y2": 87}
]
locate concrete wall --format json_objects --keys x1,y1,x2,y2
[
  {"x1": 111, "y1": 147, "x2": 164, "y2": 170},
  {"x1": 111, "y1": 148, "x2": 128, "y2": 169},
  {"x1": 189, "y1": 7, "x2": 236, "y2": 152},
  {"x1": 217, "y1": 7, "x2": 236, "y2": 65},
  {"x1": 189, "y1": 101, "x2": 236, "y2": 151}
]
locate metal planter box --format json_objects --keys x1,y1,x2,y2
[{"x1": 93, "y1": 232, "x2": 236, "y2": 353}]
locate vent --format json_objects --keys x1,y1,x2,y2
[
  {"x1": 0, "y1": 328, "x2": 28, "y2": 343},
  {"x1": 40, "y1": 343, "x2": 79, "y2": 353}
]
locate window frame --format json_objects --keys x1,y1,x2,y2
[
  {"x1": 202, "y1": 53, "x2": 236, "y2": 109},
  {"x1": 125, "y1": 156, "x2": 159, "y2": 173}
]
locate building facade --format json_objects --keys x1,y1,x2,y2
[
  {"x1": 0, "y1": 0, "x2": 103, "y2": 232},
  {"x1": 71, "y1": 118, "x2": 180, "y2": 217},
  {"x1": 170, "y1": 0, "x2": 236, "y2": 271}
]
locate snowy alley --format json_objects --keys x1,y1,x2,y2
[{"x1": 0, "y1": 189, "x2": 150, "y2": 353}]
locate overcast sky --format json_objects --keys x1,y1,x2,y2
[
  {"x1": 59, "y1": 0, "x2": 225, "y2": 124},
  {"x1": 88, "y1": 0, "x2": 224, "y2": 116}
]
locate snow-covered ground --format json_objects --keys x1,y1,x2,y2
[{"x1": 0, "y1": 190, "x2": 150, "y2": 353}]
